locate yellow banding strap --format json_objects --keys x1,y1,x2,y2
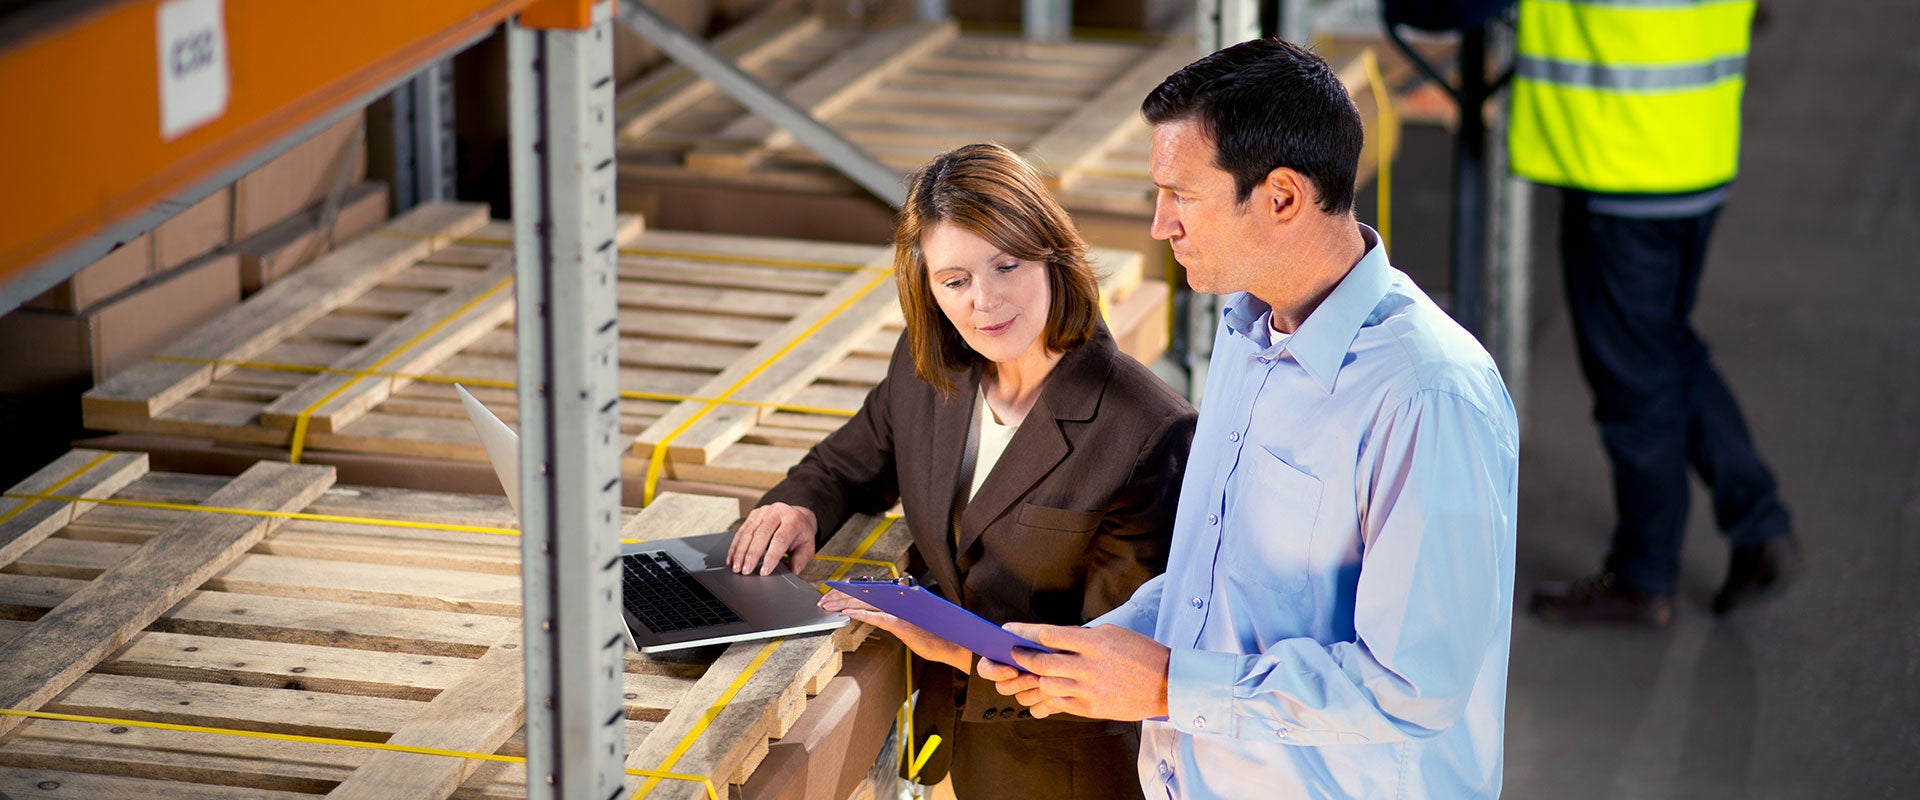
[
  {"x1": 152, "y1": 356, "x2": 860, "y2": 418},
  {"x1": 642, "y1": 270, "x2": 894, "y2": 506},
  {"x1": 288, "y1": 277, "x2": 514, "y2": 464},
  {"x1": 1362, "y1": 48, "x2": 1397, "y2": 251},
  {"x1": 0, "y1": 707, "x2": 719, "y2": 800},
  {"x1": 0, "y1": 451, "x2": 114, "y2": 526}
]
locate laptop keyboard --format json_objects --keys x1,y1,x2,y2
[{"x1": 622, "y1": 551, "x2": 744, "y2": 634}]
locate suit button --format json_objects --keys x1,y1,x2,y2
[
  {"x1": 1018, "y1": 709, "x2": 1032, "y2": 718},
  {"x1": 1002, "y1": 707, "x2": 1016, "y2": 718},
  {"x1": 983, "y1": 708, "x2": 997, "y2": 720}
]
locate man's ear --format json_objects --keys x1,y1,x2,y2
[{"x1": 1263, "y1": 167, "x2": 1311, "y2": 223}]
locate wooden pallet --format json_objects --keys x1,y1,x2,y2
[
  {"x1": 633, "y1": 246, "x2": 1160, "y2": 490},
  {"x1": 79, "y1": 201, "x2": 890, "y2": 469},
  {"x1": 79, "y1": 200, "x2": 1158, "y2": 494},
  {"x1": 0, "y1": 449, "x2": 913, "y2": 799},
  {"x1": 615, "y1": 12, "x2": 1394, "y2": 225}
]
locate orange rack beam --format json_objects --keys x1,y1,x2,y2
[{"x1": 0, "y1": 0, "x2": 535, "y2": 283}]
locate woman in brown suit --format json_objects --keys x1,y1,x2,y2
[{"x1": 727, "y1": 143, "x2": 1195, "y2": 800}]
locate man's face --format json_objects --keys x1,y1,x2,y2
[{"x1": 1149, "y1": 118, "x2": 1264, "y2": 296}]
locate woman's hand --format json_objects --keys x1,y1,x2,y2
[
  {"x1": 728, "y1": 502, "x2": 818, "y2": 574},
  {"x1": 820, "y1": 589, "x2": 972, "y2": 672}
]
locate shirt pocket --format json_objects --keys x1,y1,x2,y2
[
  {"x1": 1015, "y1": 502, "x2": 1103, "y2": 535},
  {"x1": 1225, "y1": 445, "x2": 1324, "y2": 595}
]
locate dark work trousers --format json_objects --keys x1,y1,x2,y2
[{"x1": 1559, "y1": 191, "x2": 1792, "y2": 596}]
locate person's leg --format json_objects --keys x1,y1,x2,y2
[
  {"x1": 1671, "y1": 207, "x2": 1794, "y2": 547},
  {"x1": 1559, "y1": 194, "x2": 1696, "y2": 597}
]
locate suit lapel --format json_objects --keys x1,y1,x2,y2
[{"x1": 915, "y1": 364, "x2": 978, "y2": 599}]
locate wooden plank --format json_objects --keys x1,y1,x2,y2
[
  {"x1": 0, "y1": 461, "x2": 335, "y2": 736},
  {"x1": 0, "y1": 574, "x2": 513, "y2": 657},
  {"x1": 635, "y1": 257, "x2": 898, "y2": 467},
  {"x1": 0, "y1": 717, "x2": 354, "y2": 793},
  {"x1": 82, "y1": 203, "x2": 490, "y2": 420},
  {"x1": 1023, "y1": 38, "x2": 1197, "y2": 190},
  {"x1": 614, "y1": 10, "x2": 825, "y2": 141},
  {"x1": 0, "y1": 767, "x2": 317, "y2": 799},
  {"x1": 687, "y1": 21, "x2": 959, "y2": 173},
  {"x1": 50, "y1": 672, "x2": 417, "y2": 742},
  {"x1": 326, "y1": 632, "x2": 526, "y2": 799},
  {"x1": 255, "y1": 254, "x2": 517, "y2": 433},
  {"x1": 0, "y1": 450, "x2": 149, "y2": 569}
]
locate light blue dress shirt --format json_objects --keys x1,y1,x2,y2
[{"x1": 1094, "y1": 226, "x2": 1518, "y2": 799}]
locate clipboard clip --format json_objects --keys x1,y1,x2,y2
[{"x1": 848, "y1": 574, "x2": 916, "y2": 587}]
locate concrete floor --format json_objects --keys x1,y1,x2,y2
[{"x1": 1496, "y1": 1, "x2": 1919, "y2": 797}]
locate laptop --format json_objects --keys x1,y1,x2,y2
[{"x1": 456, "y1": 384, "x2": 847, "y2": 653}]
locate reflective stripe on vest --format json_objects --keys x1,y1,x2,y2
[{"x1": 1509, "y1": 0, "x2": 1754, "y2": 193}]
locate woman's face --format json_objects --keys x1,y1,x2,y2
[{"x1": 922, "y1": 222, "x2": 1051, "y2": 366}]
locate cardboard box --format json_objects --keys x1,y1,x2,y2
[
  {"x1": 23, "y1": 233, "x2": 153, "y2": 313},
  {"x1": 151, "y1": 186, "x2": 234, "y2": 271},
  {"x1": 0, "y1": 253, "x2": 240, "y2": 392},
  {"x1": 235, "y1": 180, "x2": 391, "y2": 294},
  {"x1": 234, "y1": 112, "x2": 368, "y2": 238}
]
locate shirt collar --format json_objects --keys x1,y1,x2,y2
[{"x1": 1222, "y1": 224, "x2": 1394, "y2": 394}]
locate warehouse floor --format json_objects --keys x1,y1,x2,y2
[{"x1": 1495, "y1": 1, "x2": 1918, "y2": 796}]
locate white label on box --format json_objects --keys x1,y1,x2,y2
[{"x1": 156, "y1": 0, "x2": 229, "y2": 141}]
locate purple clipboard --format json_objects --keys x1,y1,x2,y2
[{"x1": 825, "y1": 579, "x2": 1054, "y2": 669}]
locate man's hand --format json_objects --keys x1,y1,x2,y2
[
  {"x1": 818, "y1": 589, "x2": 972, "y2": 672},
  {"x1": 727, "y1": 502, "x2": 818, "y2": 575},
  {"x1": 976, "y1": 623, "x2": 1170, "y2": 721}
]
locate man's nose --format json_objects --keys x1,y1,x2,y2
[{"x1": 1150, "y1": 192, "x2": 1180, "y2": 241}]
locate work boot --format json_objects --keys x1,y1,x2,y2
[
  {"x1": 1531, "y1": 572, "x2": 1673, "y2": 627},
  {"x1": 1712, "y1": 533, "x2": 1803, "y2": 616}
]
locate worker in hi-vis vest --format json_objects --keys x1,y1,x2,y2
[{"x1": 1515, "y1": 0, "x2": 1801, "y2": 627}]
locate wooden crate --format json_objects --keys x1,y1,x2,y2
[
  {"x1": 0, "y1": 449, "x2": 913, "y2": 799},
  {"x1": 614, "y1": 11, "x2": 1395, "y2": 260},
  {"x1": 79, "y1": 200, "x2": 1160, "y2": 495}
]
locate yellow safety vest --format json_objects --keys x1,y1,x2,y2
[{"x1": 1509, "y1": 0, "x2": 1755, "y2": 194}]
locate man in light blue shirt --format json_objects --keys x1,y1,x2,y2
[{"x1": 978, "y1": 39, "x2": 1519, "y2": 798}]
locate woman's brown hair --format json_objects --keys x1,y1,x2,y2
[{"x1": 894, "y1": 143, "x2": 1102, "y2": 396}]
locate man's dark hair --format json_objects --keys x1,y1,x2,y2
[{"x1": 1142, "y1": 38, "x2": 1364, "y2": 215}]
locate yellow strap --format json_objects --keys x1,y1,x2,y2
[
  {"x1": 0, "y1": 707, "x2": 718, "y2": 800},
  {"x1": 631, "y1": 639, "x2": 781, "y2": 799},
  {"x1": 0, "y1": 450, "x2": 114, "y2": 526},
  {"x1": 642, "y1": 270, "x2": 894, "y2": 506},
  {"x1": 1362, "y1": 48, "x2": 1396, "y2": 251},
  {"x1": 289, "y1": 277, "x2": 514, "y2": 464},
  {"x1": 154, "y1": 355, "x2": 859, "y2": 418}
]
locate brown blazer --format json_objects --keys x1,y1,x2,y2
[{"x1": 758, "y1": 323, "x2": 1195, "y2": 791}]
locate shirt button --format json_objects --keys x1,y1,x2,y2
[
  {"x1": 1192, "y1": 715, "x2": 1207, "y2": 729},
  {"x1": 1158, "y1": 761, "x2": 1172, "y2": 778},
  {"x1": 1189, "y1": 596, "x2": 1204, "y2": 609},
  {"x1": 1206, "y1": 513, "x2": 1218, "y2": 526},
  {"x1": 1277, "y1": 726, "x2": 1290, "y2": 739},
  {"x1": 1228, "y1": 431, "x2": 1241, "y2": 442}
]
